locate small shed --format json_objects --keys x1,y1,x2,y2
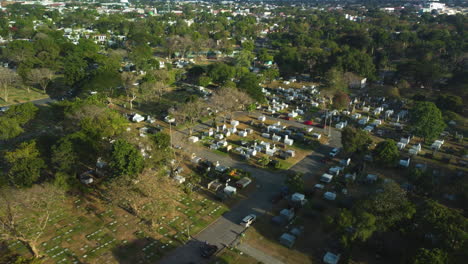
[
  {"x1": 328, "y1": 167, "x2": 342, "y2": 176},
  {"x1": 323, "y1": 191, "x2": 337, "y2": 201},
  {"x1": 400, "y1": 158, "x2": 410, "y2": 168},
  {"x1": 280, "y1": 208, "x2": 295, "y2": 221},
  {"x1": 286, "y1": 149, "x2": 296, "y2": 158},
  {"x1": 223, "y1": 186, "x2": 237, "y2": 196},
  {"x1": 314, "y1": 184, "x2": 325, "y2": 189},
  {"x1": 291, "y1": 193, "x2": 305, "y2": 203},
  {"x1": 321, "y1": 173, "x2": 334, "y2": 183},
  {"x1": 132, "y1": 113, "x2": 145, "y2": 123},
  {"x1": 173, "y1": 175, "x2": 185, "y2": 184},
  {"x1": 208, "y1": 179, "x2": 223, "y2": 191},
  {"x1": 279, "y1": 233, "x2": 296, "y2": 248},
  {"x1": 366, "y1": 174, "x2": 378, "y2": 183},
  {"x1": 323, "y1": 252, "x2": 341, "y2": 264},
  {"x1": 236, "y1": 177, "x2": 252, "y2": 189},
  {"x1": 345, "y1": 173, "x2": 356, "y2": 181}
]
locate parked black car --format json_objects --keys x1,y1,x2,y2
[{"x1": 200, "y1": 242, "x2": 218, "y2": 258}]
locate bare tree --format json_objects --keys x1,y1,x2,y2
[
  {"x1": 0, "y1": 185, "x2": 66, "y2": 258},
  {"x1": 0, "y1": 67, "x2": 19, "y2": 102},
  {"x1": 121, "y1": 72, "x2": 139, "y2": 109},
  {"x1": 210, "y1": 87, "x2": 253, "y2": 123},
  {"x1": 105, "y1": 172, "x2": 176, "y2": 227},
  {"x1": 140, "y1": 81, "x2": 169, "y2": 102},
  {"x1": 170, "y1": 98, "x2": 206, "y2": 136},
  {"x1": 27, "y1": 68, "x2": 54, "y2": 94}
]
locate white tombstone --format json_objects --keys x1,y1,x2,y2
[
  {"x1": 226, "y1": 145, "x2": 233, "y2": 152},
  {"x1": 215, "y1": 134, "x2": 224, "y2": 140},
  {"x1": 247, "y1": 149, "x2": 257, "y2": 156},
  {"x1": 230, "y1": 120, "x2": 239, "y2": 127},
  {"x1": 399, "y1": 158, "x2": 410, "y2": 167},
  {"x1": 400, "y1": 137, "x2": 410, "y2": 145},
  {"x1": 238, "y1": 131, "x2": 247, "y2": 137},
  {"x1": 397, "y1": 142, "x2": 406, "y2": 150},
  {"x1": 258, "y1": 115, "x2": 266, "y2": 122},
  {"x1": 188, "y1": 136, "x2": 199, "y2": 143},
  {"x1": 284, "y1": 135, "x2": 294, "y2": 146},
  {"x1": 262, "y1": 133, "x2": 271, "y2": 139},
  {"x1": 272, "y1": 134, "x2": 282, "y2": 142},
  {"x1": 288, "y1": 111, "x2": 298, "y2": 118}
]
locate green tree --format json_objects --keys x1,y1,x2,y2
[
  {"x1": 235, "y1": 50, "x2": 254, "y2": 68},
  {"x1": 208, "y1": 63, "x2": 235, "y2": 84},
  {"x1": 51, "y1": 138, "x2": 77, "y2": 174},
  {"x1": 361, "y1": 181, "x2": 415, "y2": 231},
  {"x1": 258, "y1": 48, "x2": 273, "y2": 62},
  {"x1": 336, "y1": 209, "x2": 377, "y2": 247},
  {"x1": 151, "y1": 132, "x2": 170, "y2": 150},
  {"x1": 110, "y1": 139, "x2": 144, "y2": 178},
  {"x1": 0, "y1": 117, "x2": 23, "y2": 140},
  {"x1": 198, "y1": 76, "x2": 211, "y2": 87},
  {"x1": 341, "y1": 127, "x2": 372, "y2": 154},
  {"x1": 332, "y1": 91, "x2": 350, "y2": 110},
  {"x1": 3, "y1": 40, "x2": 34, "y2": 64},
  {"x1": 410, "y1": 102, "x2": 446, "y2": 141},
  {"x1": 258, "y1": 156, "x2": 271, "y2": 168},
  {"x1": 261, "y1": 68, "x2": 279, "y2": 83},
  {"x1": 373, "y1": 140, "x2": 399, "y2": 166},
  {"x1": 5, "y1": 141, "x2": 46, "y2": 188},
  {"x1": 435, "y1": 95, "x2": 463, "y2": 113},
  {"x1": 324, "y1": 68, "x2": 347, "y2": 94},
  {"x1": 285, "y1": 172, "x2": 304, "y2": 193},
  {"x1": 274, "y1": 47, "x2": 303, "y2": 77},
  {"x1": 4, "y1": 102, "x2": 38, "y2": 125},
  {"x1": 413, "y1": 248, "x2": 448, "y2": 264},
  {"x1": 238, "y1": 72, "x2": 265, "y2": 102},
  {"x1": 63, "y1": 53, "x2": 87, "y2": 85},
  {"x1": 241, "y1": 40, "x2": 254, "y2": 51},
  {"x1": 415, "y1": 200, "x2": 468, "y2": 251}
]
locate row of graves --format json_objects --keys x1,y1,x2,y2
[
  {"x1": 268, "y1": 189, "x2": 343, "y2": 264},
  {"x1": 188, "y1": 153, "x2": 254, "y2": 201},
  {"x1": 261, "y1": 85, "x2": 322, "y2": 120},
  {"x1": 190, "y1": 118, "x2": 318, "y2": 169},
  {"x1": 6, "y1": 193, "x2": 227, "y2": 264},
  {"x1": 330, "y1": 96, "x2": 409, "y2": 135}
]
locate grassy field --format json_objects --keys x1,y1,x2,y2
[
  {"x1": 211, "y1": 247, "x2": 260, "y2": 264},
  {"x1": 0, "y1": 87, "x2": 48, "y2": 106},
  {"x1": 4, "y1": 190, "x2": 228, "y2": 264},
  {"x1": 244, "y1": 215, "x2": 316, "y2": 264}
]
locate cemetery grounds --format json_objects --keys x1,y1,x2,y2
[{"x1": 4, "y1": 192, "x2": 228, "y2": 264}]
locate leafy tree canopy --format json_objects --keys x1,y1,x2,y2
[
  {"x1": 373, "y1": 140, "x2": 400, "y2": 166},
  {"x1": 4, "y1": 140, "x2": 45, "y2": 188},
  {"x1": 410, "y1": 101, "x2": 446, "y2": 141},
  {"x1": 110, "y1": 139, "x2": 144, "y2": 178}
]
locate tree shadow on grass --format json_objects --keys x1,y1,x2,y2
[{"x1": 112, "y1": 237, "x2": 173, "y2": 264}]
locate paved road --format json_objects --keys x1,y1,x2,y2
[
  {"x1": 159, "y1": 112, "x2": 342, "y2": 264},
  {"x1": 1, "y1": 97, "x2": 56, "y2": 107}
]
